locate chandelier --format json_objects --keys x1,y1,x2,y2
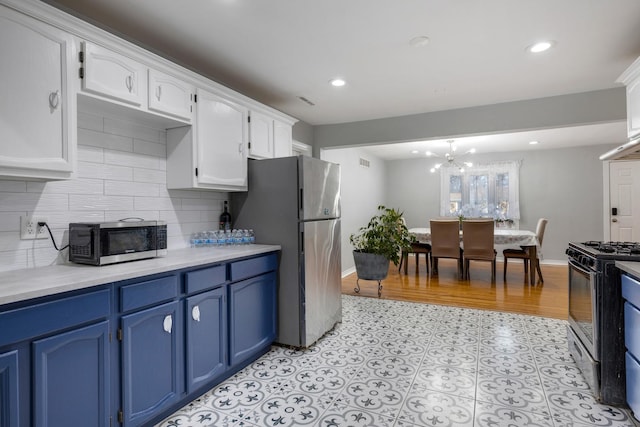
[{"x1": 428, "y1": 140, "x2": 475, "y2": 173}]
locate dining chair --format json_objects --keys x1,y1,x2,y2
[
  {"x1": 429, "y1": 219, "x2": 463, "y2": 279},
  {"x1": 399, "y1": 218, "x2": 431, "y2": 274},
  {"x1": 503, "y1": 218, "x2": 548, "y2": 284},
  {"x1": 461, "y1": 219, "x2": 496, "y2": 282},
  {"x1": 399, "y1": 241, "x2": 432, "y2": 274}
]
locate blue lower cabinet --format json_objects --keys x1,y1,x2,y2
[
  {"x1": 121, "y1": 300, "x2": 183, "y2": 427},
  {"x1": 229, "y1": 272, "x2": 276, "y2": 367},
  {"x1": 186, "y1": 287, "x2": 227, "y2": 393},
  {"x1": 0, "y1": 350, "x2": 19, "y2": 427},
  {"x1": 32, "y1": 321, "x2": 110, "y2": 427}
]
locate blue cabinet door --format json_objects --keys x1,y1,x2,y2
[
  {"x1": 229, "y1": 272, "x2": 276, "y2": 366},
  {"x1": 32, "y1": 321, "x2": 110, "y2": 427},
  {"x1": 121, "y1": 300, "x2": 183, "y2": 427},
  {"x1": 0, "y1": 350, "x2": 19, "y2": 427},
  {"x1": 186, "y1": 287, "x2": 226, "y2": 393}
]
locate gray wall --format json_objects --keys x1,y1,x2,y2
[
  {"x1": 292, "y1": 120, "x2": 315, "y2": 147},
  {"x1": 321, "y1": 147, "x2": 387, "y2": 272},
  {"x1": 385, "y1": 144, "x2": 619, "y2": 261},
  {"x1": 322, "y1": 143, "x2": 618, "y2": 272}
]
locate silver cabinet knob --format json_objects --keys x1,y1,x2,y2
[{"x1": 163, "y1": 314, "x2": 173, "y2": 333}]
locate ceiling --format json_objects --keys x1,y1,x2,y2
[{"x1": 43, "y1": 0, "x2": 640, "y2": 158}]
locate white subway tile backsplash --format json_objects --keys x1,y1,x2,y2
[
  {"x1": 79, "y1": 128, "x2": 133, "y2": 152},
  {"x1": 0, "y1": 193, "x2": 69, "y2": 212},
  {"x1": 134, "y1": 168, "x2": 166, "y2": 184},
  {"x1": 134, "y1": 139, "x2": 166, "y2": 158},
  {"x1": 27, "y1": 178, "x2": 104, "y2": 195},
  {"x1": 78, "y1": 162, "x2": 134, "y2": 181},
  {"x1": 181, "y1": 198, "x2": 220, "y2": 211},
  {"x1": 0, "y1": 112, "x2": 225, "y2": 272},
  {"x1": 134, "y1": 196, "x2": 175, "y2": 211},
  {"x1": 105, "y1": 149, "x2": 165, "y2": 170},
  {"x1": 78, "y1": 145, "x2": 105, "y2": 163},
  {"x1": 78, "y1": 111, "x2": 104, "y2": 132},
  {"x1": 105, "y1": 181, "x2": 160, "y2": 197},
  {"x1": 0, "y1": 213, "x2": 21, "y2": 232},
  {"x1": 69, "y1": 195, "x2": 134, "y2": 211},
  {"x1": 104, "y1": 117, "x2": 166, "y2": 143}
]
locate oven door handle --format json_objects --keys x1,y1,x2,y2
[{"x1": 568, "y1": 259, "x2": 595, "y2": 276}]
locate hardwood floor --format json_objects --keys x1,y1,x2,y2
[{"x1": 341, "y1": 257, "x2": 568, "y2": 320}]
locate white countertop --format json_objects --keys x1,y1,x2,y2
[
  {"x1": 0, "y1": 245, "x2": 280, "y2": 306},
  {"x1": 616, "y1": 261, "x2": 640, "y2": 279}
]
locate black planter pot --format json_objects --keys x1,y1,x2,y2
[{"x1": 352, "y1": 250, "x2": 389, "y2": 297}]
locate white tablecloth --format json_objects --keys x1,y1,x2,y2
[{"x1": 409, "y1": 227, "x2": 539, "y2": 249}]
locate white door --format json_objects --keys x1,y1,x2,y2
[
  {"x1": 148, "y1": 69, "x2": 193, "y2": 122},
  {"x1": 610, "y1": 160, "x2": 640, "y2": 241},
  {"x1": 273, "y1": 120, "x2": 293, "y2": 158}
]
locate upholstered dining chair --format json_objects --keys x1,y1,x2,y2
[
  {"x1": 503, "y1": 218, "x2": 548, "y2": 284},
  {"x1": 430, "y1": 219, "x2": 463, "y2": 279},
  {"x1": 462, "y1": 219, "x2": 497, "y2": 282}
]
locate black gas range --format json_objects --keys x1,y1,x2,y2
[{"x1": 566, "y1": 241, "x2": 640, "y2": 405}]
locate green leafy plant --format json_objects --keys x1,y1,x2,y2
[{"x1": 349, "y1": 205, "x2": 412, "y2": 265}]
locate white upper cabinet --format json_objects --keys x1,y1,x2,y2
[
  {"x1": 618, "y1": 57, "x2": 640, "y2": 138},
  {"x1": 248, "y1": 111, "x2": 274, "y2": 159},
  {"x1": 0, "y1": 5, "x2": 76, "y2": 180},
  {"x1": 273, "y1": 119, "x2": 293, "y2": 157},
  {"x1": 82, "y1": 41, "x2": 145, "y2": 106},
  {"x1": 167, "y1": 88, "x2": 248, "y2": 191},
  {"x1": 148, "y1": 69, "x2": 193, "y2": 122}
]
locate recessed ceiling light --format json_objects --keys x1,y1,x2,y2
[
  {"x1": 330, "y1": 78, "x2": 346, "y2": 87},
  {"x1": 529, "y1": 140, "x2": 539, "y2": 145},
  {"x1": 411, "y1": 150, "x2": 419, "y2": 154},
  {"x1": 409, "y1": 36, "x2": 430, "y2": 48},
  {"x1": 527, "y1": 41, "x2": 554, "y2": 53}
]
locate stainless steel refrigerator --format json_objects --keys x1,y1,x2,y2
[{"x1": 230, "y1": 155, "x2": 342, "y2": 348}]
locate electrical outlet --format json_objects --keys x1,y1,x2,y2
[{"x1": 20, "y1": 216, "x2": 48, "y2": 240}]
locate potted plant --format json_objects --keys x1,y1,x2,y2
[{"x1": 349, "y1": 205, "x2": 412, "y2": 296}]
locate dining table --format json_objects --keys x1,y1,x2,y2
[{"x1": 408, "y1": 227, "x2": 541, "y2": 284}]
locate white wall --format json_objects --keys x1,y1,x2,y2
[
  {"x1": 321, "y1": 147, "x2": 387, "y2": 273},
  {"x1": 0, "y1": 111, "x2": 225, "y2": 273}
]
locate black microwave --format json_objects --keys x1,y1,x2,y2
[{"x1": 69, "y1": 220, "x2": 167, "y2": 265}]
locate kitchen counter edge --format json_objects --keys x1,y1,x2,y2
[
  {"x1": 616, "y1": 261, "x2": 640, "y2": 279},
  {"x1": 0, "y1": 245, "x2": 280, "y2": 306}
]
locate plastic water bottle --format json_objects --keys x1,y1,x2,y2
[
  {"x1": 216, "y1": 230, "x2": 226, "y2": 246},
  {"x1": 248, "y1": 229, "x2": 255, "y2": 244}
]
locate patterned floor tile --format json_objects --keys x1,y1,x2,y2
[{"x1": 156, "y1": 295, "x2": 635, "y2": 427}]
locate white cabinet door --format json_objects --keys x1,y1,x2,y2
[
  {"x1": 273, "y1": 120, "x2": 293, "y2": 158},
  {"x1": 0, "y1": 5, "x2": 75, "y2": 180},
  {"x1": 195, "y1": 89, "x2": 248, "y2": 191},
  {"x1": 82, "y1": 41, "x2": 145, "y2": 106},
  {"x1": 148, "y1": 69, "x2": 193, "y2": 122},
  {"x1": 248, "y1": 111, "x2": 273, "y2": 158},
  {"x1": 627, "y1": 77, "x2": 640, "y2": 138}
]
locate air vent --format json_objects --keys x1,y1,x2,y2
[
  {"x1": 298, "y1": 96, "x2": 315, "y2": 106},
  {"x1": 359, "y1": 158, "x2": 370, "y2": 168}
]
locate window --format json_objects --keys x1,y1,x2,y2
[{"x1": 440, "y1": 160, "x2": 521, "y2": 220}]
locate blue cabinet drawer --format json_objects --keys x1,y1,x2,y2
[
  {"x1": 0, "y1": 288, "x2": 111, "y2": 347},
  {"x1": 185, "y1": 265, "x2": 226, "y2": 294},
  {"x1": 230, "y1": 253, "x2": 277, "y2": 282},
  {"x1": 622, "y1": 274, "x2": 640, "y2": 309},
  {"x1": 626, "y1": 352, "x2": 640, "y2": 418},
  {"x1": 120, "y1": 275, "x2": 178, "y2": 312},
  {"x1": 625, "y1": 301, "x2": 640, "y2": 358}
]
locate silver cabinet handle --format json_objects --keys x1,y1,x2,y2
[
  {"x1": 49, "y1": 90, "x2": 60, "y2": 109},
  {"x1": 126, "y1": 75, "x2": 134, "y2": 93},
  {"x1": 163, "y1": 314, "x2": 173, "y2": 334},
  {"x1": 612, "y1": 218, "x2": 618, "y2": 223},
  {"x1": 238, "y1": 143, "x2": 243, "y2": 154},
  {"x1": 156, "y1": 85, "x2": 162, "y2": 101},
  {"x1": 192, "y1": 305, "x2": 201, "y2": 322}
]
